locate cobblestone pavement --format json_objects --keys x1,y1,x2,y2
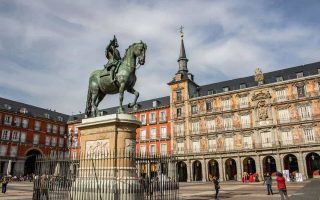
[{"x1": 1, "y1": 180, "x2": 320, "y2": 200}]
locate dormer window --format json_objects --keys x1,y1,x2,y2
[
  {"x1": 240, "y1": 83, "x2": 246, "y2": 89},
  {"x1": 152, "y1": 100, "x2": 159, "y2": 108},
  {"x1": 44, "y1": 113, "x2": 50, "y2": 119},
  {"x1": 276, "y1": 76, "x2": 283, "y2": 82},
  {"x1": 57, "y1": 116, "x2": 63, "y2": 122},
  {"x1": 223, "y1": 87, "x2": 229, "y2": 92},
  {"x1": 296, "y1": 72, "x2": 304, "y2": 78},
  {"x1": 20, "y1": 107, "x2": 28, "y2": 114},
  {"x1": 208, "y1": 90, "x2": 215, "y2": 95},
  {"x1": 4, "y1": 104, "x2": 11, "y2": 110}
]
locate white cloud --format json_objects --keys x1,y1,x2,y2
[{"x1": 0, "y1": 0, "x2": 319, "y2": 114}]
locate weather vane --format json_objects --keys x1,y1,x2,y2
[{"x1": 179, "y1": 25, "x2": 184, "y2": 38}]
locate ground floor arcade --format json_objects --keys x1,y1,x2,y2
[{"x1": 176, "y1": 149, "x2": 320, "y2": 182}]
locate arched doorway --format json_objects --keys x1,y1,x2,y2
[
  {"x1": 208, "y1": 159, "x2": 219, "y2": 179},
  {"x1": 306, "y1": 152, "x2": 320, "y2": 178},
  {"x1": 193, "y1": 160, "x2": 202, "y2": 181},
  {"x1": 24, "y1": 149, "x2": 42, "y2": 175},
  {"x1": 283, "y1": 154, "x2": 299, "y2": 174},
  {"x1": 243, "y1": 157, "x2": 256, "y2": 174},
  {"x1": 177, "y1": 161, "x2": 187, "y2": 182},
  {"x1": 225, "y1": 158, "x2": 237, "y2": 181},
  {"x1": 263, "y1": 156, "x2": 277, "y2": 176}
]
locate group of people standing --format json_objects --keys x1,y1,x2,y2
[
  {"x1": 242, "y1": 172, "x2": 260, "y2": 183},
  {"x1": 263, "y1": 172, "x2": 290, "y2": 200}
]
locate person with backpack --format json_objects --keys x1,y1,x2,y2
[
  {"x1": 263, "y1": 173, "x2": 273, "y2": 195},
  {"x1": 276, "y1": 172, "x2": 289, "y2": 200}
]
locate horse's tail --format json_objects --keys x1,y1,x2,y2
[{"x1": 85, "y1": 85, "x2": 92, "y2": 117}]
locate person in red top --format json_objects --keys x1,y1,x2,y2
[{"x1": 276, "y1": 172, "x2": 289, "y2": 200}]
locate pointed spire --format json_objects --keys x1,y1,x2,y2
[{"x1": 177, "y1": 26, "x2": 188, "y2": 74}]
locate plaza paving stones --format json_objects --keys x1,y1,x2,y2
[{"x1": 1, "y1": 180, "x2": 320, "y2": 200}]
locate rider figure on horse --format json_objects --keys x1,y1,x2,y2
[{"x1": 104, "y1": 35, "x2": 121, "y2": 82}]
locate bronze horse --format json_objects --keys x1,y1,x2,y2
[{"x1": 85, "y1": 41, "x2": 147, "y2": 117}]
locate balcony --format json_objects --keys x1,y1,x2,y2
[
  {"x1": 175, "y1": 131, "x2": 184, "y2": 137},
  {"x1": 240, "y1": 123, "x2": 251, "y2": 129},
  {"x1": 173, "y1": 97, "x2": 184, "y2": 104},
  {"x1": 149, "y1": 119, "x2": 157, "y2": 125},
  {"x1": 159, "y1": 117, "x2": 167, "y2": 123},
  {"x1": 274, "y1": 92, "x2": 318, "y2": 103},
  {"x1": 173, "y1": 113, "x2": 184, "y2": 119}
]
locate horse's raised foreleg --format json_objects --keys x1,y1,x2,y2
[
  {"x1": 92, "y1": 92, "x2": 99, "y2": 117},
  {"x1": 127, "y1": 88, "x2": 139, "y2": 108},
  {"x1": 118, "y1": 83, "x2": 125, "y2": 113}
]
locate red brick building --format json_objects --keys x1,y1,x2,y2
[{"x1": 0, "y1": 97, "x2": 68, "y2": 176}]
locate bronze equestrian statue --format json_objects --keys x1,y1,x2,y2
[{"x1": 85, "y1": 37, "x2": 147, "y2": 117}]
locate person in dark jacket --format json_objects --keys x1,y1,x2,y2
[
  {"x1": 1, "y1": 176, "x2": 9, "y2": 194},
  {"x1": 263, "y1": 173, "x2": 273, "y2": 195},
  {"x1": 209, "y1": 175, "x2": 220, "y2": 200}
]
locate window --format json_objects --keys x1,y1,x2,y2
[
  {"x1": 11, "y1": 131, "x2": 20, "y2": 142},
  {"x1": 298, "y1": 105, "x2": 311, "y2": 119},
  {"x1": 222, "y1": 99, "x2": 231, "y2": 111},
  {"x1": 160, "y1": 127, "x2": 167, "y2": 138},
  {"x1": 51, "y1": 137, "x2": 57, "y2": 146},
  {"x1": 140, "y1": 129, "x2": 146, "y2": 141},
  {"x1": 57, "y1": 116, "x2": 63, "y2": 122},
  {"x1": 206, "y1": 119, "x2": 215, "y2": 132},
  {"x1": 191, "y1": 104, "x2": 198, "y2": 114},
  {"x1": 22, "y1": 118, "x2": 28, "y2": 128},
  {"x1": 160, "y1": 144, "x2": 167, "y2": 154},
  {"x1": 192, "y1": 140, "x2": 200, "y2": 152},
  {"x1": 176, "y1": 108, "x2": 182, "y2": 117},
  {"x1": 206, "y1": 101, "x2": 213, "y2": 112},
  {"x1": 20, "y1": 132, "x2": 26, "y2": 143},
  {"x1": 46, "y1": 124, "x2": 52, "y2": 133},
  {"x1": 14, "y1": 117, "x2": 21, "y2": 127},
  {"x1": 281, "y1": 130, "x2": 293, "y2": 145},
  {"x1": 238, "y1": 96, "x2": 248, "y2": 108},
  {"x1": 159, "y1": 111, "x2": 166, "y2": 122},
  {"x1": 223, "y1": 87, "x2": 229, "y2": 92},
  {"x1": 140, "y1": 145, "x2": 146, "y2": 155},
  {"x1": 225, "y1": 137, "x2": 234, "y2": 150},
  {"x1": 140, "y1": 114, "x2": 146, "y2": 124},
  {"x1": 296, "y1": 72, "x2": 303, "y2": 78},
  {"x1": 34, "y1": 121, "x2": 41, "y2": 131},
  {"x1": 304, "y1": 128, "x2": 315, "y2": 143},
  {"x1": 59, "y1": 126, "x2": 65, "y2": 135},
  {"x1": 44, "y1": 113, "x2": 50, "y2": 119},
  {"x1": 223, "y1": 117, "x2": 233, "y2": 130},
  {"x1": 240, "y1": 115, "x2": 251, "y2": 128},
  {"x1": 10, "y1": 146, "x2": 17, "y2": 157},
  {"x1": 176, "y1": 91, "x2": 182, "y2": 101},
  {"x1": 73, "y1": 137, "x2": 78, "y2": 147},
  {"x1": 152, "y1": 100, "x2": 159, "y2": 108},
  {"x1": 52, "y1": 125, "x2": 58, "y2": 133},
  {"x1": 261, "y1": 131, "x2": 272, "y2": 147},
  {"x1": 1, "y1": 130, "x2": 10, "y2": 140},
  {"x1": 150, "y1": 128, "x2": 156, "y2": 139},
  {"x1": 243, "y1": 136, "x2": 252, "y2": 149},
  {"x1": 0, "y1": 145, "x2": 8, "y2": 156},
  {"x1": 297, "y1": 85, "x2": 306, "y2": 98},
  {"x1": 149, "y1": 112, "x2": 156, "y2": 123},
  {"x1": 240, "y1": 83, "x2": 246, "y2": 89},
  {"x1": 4, "y1": 115, "x2": 12, "y2": 125},
  {"x1": 278, "y1": 109, "x2": 290, "y2": 123},
  {"x1": 276, "y1": 89, "x2": 287, "y2": 102},
  {"x1": 176, "y1": 124, "x2": 184, "y2": 136},
  {"x1": 177, "y1": 142, "x2": 184, "y2": 154},
  {"x1": 45, "y1": 136, "x2": 51, "y2": 146},
  {"x1": 208, "y1": 139, "x2": 216, "y2": 151},
  {"x1": 150, "y1": 144, "x2": 156, "y2": 155},
  {"x1": 33, "y1": 134, "x2": 39, "y2": 144},
  {"x1": 20, "y1": 107, "x2": 28, "y2": 114},
  {"x1": 276, "y1": 76, "x2": 283, "y2": 82},
  {"x1": 208, "y1": 90, "x2": 215, "y2": 95},
  {"x1": 191, "y1": 122, "x2": 199, "y2": 134},
  {"x1": 59, "y1": 138, "x2": 64, "y2": 147},
  {"x1": 68, "y1": 128, "x2": 72, "y2": 135}
]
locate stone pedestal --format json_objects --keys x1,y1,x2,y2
[{"x1": 71, "y1": 114, "x2": 142, "y2": 200}]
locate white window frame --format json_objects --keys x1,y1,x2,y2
[
  {"x1": 140, "y1": 129, "x2": 146, "y2": 141},
  {"x1": 160, "y1": 126, "x2": 167, "y2": 139},
  {"x1": 20, "y1": 132, "x2": 26, "y2": 143},
  {"x1": 243, "y1": 136, "x2": 252, "y2": 149},
  {"x1": 303, "y1": 128, "x2": 315, "y2": 143},
  {"x1": 281, "y1": 130, "x2": 293, "y2": 145},
  {"x1": 0, "y1": 145, "x2": 8, "y2": 156},
  {"x1": 11, "y1": 131, "x2": 20, "y2": 142},
  {"x1": 150, "y1": 128, "x2": 156, "y2": 140},
  {"x1": 222, "y1": 99, "x2": 231, "y2": 111},
  {"x1": 206, "y1": 119, "x2": 215, "y2": 132},
  {"x1": 140, "y1": 114, "x2": 146, "y2": 125},
  {"x1": 10, "y1": 146, "x2": 17, "y2": 157},
  {"x1": 159, "y1": 111, "x2": 166, "y2": 122},
  {"x1": 240, "y1": 115, "x2": 250, "y2": 128},
  {"x1": 298, "y1": 105, "x2": 312, "y2": 120},
  {"x1": 22, "y1": 118, "x2": 28, "y2": 128},
  {"x1": 238, "y1": 96, "x2": 249, "y2": 108},
  {"x1": 276, "y1": 89, "x2": 287, "y2": 102},
  {"x1": 191, "y1": 122, "x2": 199, "y2": 134},
  {"x1": 160, "y1": 143, "x2": 167, "y2": 155},
  {"x1": 149, "y1": 112, "x2": 156, "y2": 124},
  {"x1": 278, "y1": 109, "x2": 290, "y2": 123},
  {"x1": 33, "y1": 134, "x2": 40, "y2": 145},
  {"x1": 150, "y1": 144, "x2": 156, "y2": 155},
  {"x1": 192, "y1": 140, "x2": 200, "y2": 152},
  {"x1": 1, "y1": 129, "x2": 10, "y2": 140},
  {"x1": 177, "y1": 142, "x2": 184, "y2": 154},
  {"x1": 261, "y1": 131, "x2": 273, "y2": 147},
  {"x1": 140, "y1": 145, "x2": 146, "y2": 156},
  {"x1": 208, "y1": 139, "x2": 216, "y2": 151},
  {"x1": 225, "y1": 137, "x2": 234, "y2": 151},
  {"x1": 223, "y1": 117, "x2": 233, "y2": 130}
]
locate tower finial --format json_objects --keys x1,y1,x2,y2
[{"x1": 179, "y1": 25, "x2": 184, "y2": 38}]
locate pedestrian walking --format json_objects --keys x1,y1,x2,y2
[
  {"x1": 263, "y1": 173, "x2": 273, "y2": 195},
  {"x1": 276, "y1": 172, "x2": 289, "y2": 200},
  {"x1": 209, "y1": 174, "x2": 220, "y2": 200},
  {"x1": 1, "y1": 176, "x2": 9, "y2": 194}
]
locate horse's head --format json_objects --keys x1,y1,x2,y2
[{"x1": 132, "y1": 41, "x2": 147, "y2": 65}]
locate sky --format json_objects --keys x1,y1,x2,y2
[{"x1": 0, "y1": 0, "x2": 320, "y2": 115}]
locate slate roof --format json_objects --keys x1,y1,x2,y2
[
  {"x1": 198, "y1": 61, "x2": 320, "y2": 97},
  {"x1": 0, "y1": 97, "x2": 69, "y2": 123},
  {"x1": 68, "y1": 96, "x2": 170, "y2": 123}
]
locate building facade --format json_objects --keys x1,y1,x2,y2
[
  {"x1": 169, "y1": 34, "x2": 320, "y2": 182},
  {"x1": 0, "y1": 97, "x2": 68, "y2": 176}
]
